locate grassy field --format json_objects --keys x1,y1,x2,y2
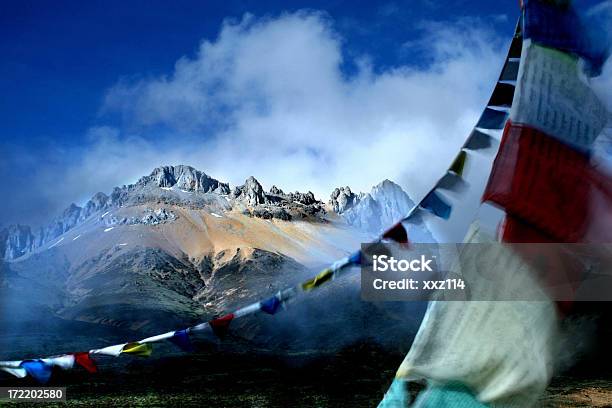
[
  {"x1": 2, "y1": 339, "x2": 612, "y2": 407},
  {"x1": 0, "y1": 341, "x2": 402, "y2": 407}
]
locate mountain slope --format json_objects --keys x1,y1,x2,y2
[{"x1": 0, "y1": 165, "x2": 432, "y2": 356}]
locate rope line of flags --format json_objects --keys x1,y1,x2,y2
[{"x1": 0, "y1": 18, "x2": 524, "y2": 385}]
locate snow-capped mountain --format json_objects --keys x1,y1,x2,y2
[
  {"x1": 2, "y1": 166, "x2": 434, "y2": 261},
  {"x1": 0, "y1": 165, "x2": 432, "y2": 357},
  {"x1": 329, "y1": 179, "x2": 435, "y2": 242},
  {"x1": 0, "y1": 166, "x2": 319, "y2": 260}
]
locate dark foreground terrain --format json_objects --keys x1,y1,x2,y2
[
  {"x1": 1, "y1": 340, "x2": 611, "y2": 407},
  {"x1": 0, "y1": 340, "x2": 402, "y2": 407}
]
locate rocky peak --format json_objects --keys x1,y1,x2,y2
[
  {"x1": 232, "y1": 176, "x2": 267, "y2": 206},
  {"x1": 62, "y1": 203, "x2": 82, "y2": 226},
  {"x1": 269, "y1": 185, "x2": 284, "y2": 195},
  {"x1": 369, "y1": 179, "x2": 415, "y2": 223},
  {"x1": 2, "y1": 225, "x2": 35, "y2": 260},
  {"x1": 2, "y1": 165, "x2": 237, "y2": 261},
  {"x1": 330, "y1": 180, "x2": 433, "y2": 242},
  {"x1": 371, "y1": 179, "x2": 397, "y2": 193},
  {"x1": 80, "y1": 192, "x2": 109, "y2": 221},
  {"x1": 153, "y1": 166, "x2": 178, "y2": 188},
  {"x1": 140, "y1": 165, "x2": 230, "y2": 194},
  {"x1": 329, "y1": 186, "x2": 357, "y2": 214},
  {"x1": 289, "y1": 191, "x2": 317, "y2": 205},
  {"x1": 231, "y1": 179, "x2": 325, "y2": 221}
]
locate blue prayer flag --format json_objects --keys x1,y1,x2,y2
[
  {"x1": 21, "y1": 360, "x2": 52, "y2": 384},
  {"x1": 421, "y1": 191, "x2": 452, "y2": 219},
  {"x1": 260, "y1": 296, "x2": 281, "y2": 315},
  {"x1": 499, "y1": 59, "x2": 520, "y2": 82},
  {"x1": 488, "y1": 83, "x2": 515, "y2": 108},
  {"x1": 170, "y1": 330, "x2": 195, "y2": 352},
  {"x1": 464, "y1": 130, "x2": 492, "y2": 151},
  {"x1": 437, "y1": 173, "x2": 467, "y2": 193},
  {"x1": 348, "y1": 250, "x2": 362, "y2": 265},
  {"x1": 523, "y1": 0, "x2": 609, "y2": 75},
  {"x1": 476, "y1": 108, "x2": 508, "y2": 130}
]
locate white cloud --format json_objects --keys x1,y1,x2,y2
[
  {"x1": 1, "y1": 11, "x2": 515, "y2": 228},
  {"x1": 98, "y1": 11, "x2": 506, "y2": 201}
]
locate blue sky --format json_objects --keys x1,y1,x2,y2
[
  {"x1": 1, "y1": 1, "x2": 517, "y2": 145},
  {"x1": 0, "y1": 1, "x2": 610, "y2": 226}
]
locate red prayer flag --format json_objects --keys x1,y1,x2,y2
[
  {"x1": 74, "y1": 352, "x2": 97, "y2": 373},
  {"x1": 503, "y1": 215, "x2": 587, "y2": 315},
  {"x1": 483, "y1": 121, "x2": 612, "y2": 242},
  {"x1": 382, "y1": 222, "x2": 409, "y2": 245},
  {"x1": 502, "y1": 215, "x2": 554, "y2": 243},
  {"x1": 209, "y1": 313, "x2": 235, "y2": 338}
]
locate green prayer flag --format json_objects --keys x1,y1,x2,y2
[{"x1": 449, "y1": 151, "x2": 467, "y2": 176}]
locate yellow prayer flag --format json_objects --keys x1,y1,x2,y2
[
  {"x1": 121, "y1": 342, "x2": 153, "y2": 357},
  {"x1": 301, "y1": 268, "x2": 333, "y2": 291}
]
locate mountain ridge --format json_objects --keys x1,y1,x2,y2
[
  {"x1": 1, "y1": 165, "x2": 433, "y2": 261},
  {"x1": 0, "y1": 164, "x2": 433, "y2": 355}
]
